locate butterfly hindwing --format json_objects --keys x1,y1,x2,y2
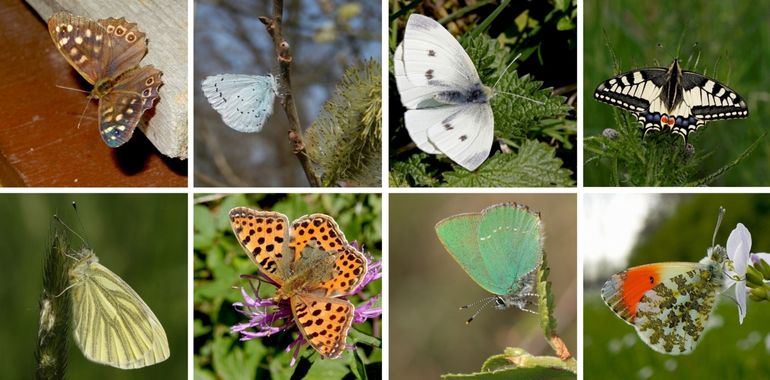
[
  {"x1": 99, "y1": 65, "x2": 162, "y2": 147},
  {"x1": 201, "y1": 74, "x2": 277, "y2": 133},
  {"x1": 290, "y1": 294, "x2": 353, "y2": 359},
  {"x1": 477, "y1": 203, "x2": 543, "y2": 295},
  {"x1": 422, "y1": 103, "x2": 493, "y2": 171}
]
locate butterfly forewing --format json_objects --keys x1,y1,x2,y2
[
  {"x1": 96, "y1": 16, "x2": 149, "y2": 75},
  {"x1": 401, "y1": 14, "x2": 480, "y2": 90},
  {"x1": 70, "y1": 251, "x2": 169, "y2": 368},
  {"x1": 49, "y1": 12, "x2": 112, "y2": 84},
  {"x1": 99, "y1": 65, "x2": 162, "y2": 147},
  {"x1": 229, "y1": 207, "x2": 290, "y2": 284}
]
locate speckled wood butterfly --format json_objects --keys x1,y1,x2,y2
[{"x1": 48, "y1": 11, "x2": 162, "y2": 147}]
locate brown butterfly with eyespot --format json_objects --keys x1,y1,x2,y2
[{"x1": 48, "y1": 11, "x2": 162, "y2": 147}]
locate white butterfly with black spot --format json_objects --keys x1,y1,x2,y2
[
  {"x1": 594, "y1": 59, "x2": 749, "y2": 141},
  {"x1": 394, "y1": 14, "x2": 496, "y2": 172},
  {"x1": 201, "y1": 74, "x2": 278, "y2": 133}
]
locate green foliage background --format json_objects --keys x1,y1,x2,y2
[
  {"x1": 585, "y1": 194, "x2": 770, "y2": 378},
  {"x1": 0, "y1": 194, "x2": 187, "y2": 378},
  {"x1": 389, "y1": 0, "x2": 577, "y2": 187},
  {"x1": 390, "y1": 194, "x2": 577, "y2": 379},
  {"x1": 584, "y1": 0, "x2": 770, "y2": 186},
  {"x1": 193, "y1": 193, "x2": 382, "y2": 379}
]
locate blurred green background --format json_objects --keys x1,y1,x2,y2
[
  {"x1": 0, "y1": 194, "x2": 187, "y2": 378},
  {"x1": 584, "y1": 0, "x2": 770, "y2": 186},
  {"x1": 193, "y1": 193, "x2": 382, "y2": 379},
  {"x1": 584, "y1": 193, "x2": 770, "y2": 378},
  {"x1": 390, "y1": 194, "x2": 576, "y2": 379}
]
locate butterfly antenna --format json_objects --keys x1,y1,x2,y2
[
  {"x1": 55, "y1": 84, "x2": 89, "y2": 94},
  {"x1": 75, "y1": 96, "x2": 94, "y2": 130},
  {"x1": 495, "y1": 91, "x2": 545, "y2": 105},
  {"x1": 460, "y1": 296, "x2": 497, "y2": 324},
  {"x1": 712, "y1": 206, "x2": 726, "y2": 247},
  {"x1": 492, "y1": 53, "x2": 522, "y2": 89},
  {"x1": 55, "y1": 202, "x2": 91, "y2": 248}
]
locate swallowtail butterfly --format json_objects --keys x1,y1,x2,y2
[{"x1": 594, "y1": 59, "x2": 748, "y2": 141}]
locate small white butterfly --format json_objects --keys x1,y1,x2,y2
[
  {"x1": 394, "y1": 14, "x2": 495, "y2": 171},
  {"x1": 201, "y1": 74, "x2": 278, "y2": 133}
]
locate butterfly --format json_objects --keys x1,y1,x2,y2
[
  {"x1": 601, "y1": 210, "x2": 729, "y2": 355},
  {"x1": 435, "y1": 203, "x2": 543, "y2": 322},
  {"x1": 69, "y1": 247, "x2": 170, "y2": 368},
  {"x1": 594, "y1": 59, "x2": 748, "y2": 142},
  {"x1": 201, "y1": 74, "x2": 278, "y2": 133},
  {"x1": 229, "y1": 207, "x2": 368, "y2": 358},
  {"x1": 48, "y1": 11, "x2": 162, "y2": 148},
  {"x1": 393, "y1": 14, "x2": 496, "y2": 172}
]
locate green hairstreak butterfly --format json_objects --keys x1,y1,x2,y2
[{"x1": 435, "y1": 203, "x2": 544, "y2": 322}]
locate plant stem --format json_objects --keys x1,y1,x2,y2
[
  {"x1": 35, "y1": 227, "x2": 71, "y2": 380},
  {"x1": 259, "y1": 0, "x2": 322, "y2": 187}
]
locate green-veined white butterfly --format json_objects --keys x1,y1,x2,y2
[{"x1": 68, "y1": 247, "x2": 169, "y2": 369}]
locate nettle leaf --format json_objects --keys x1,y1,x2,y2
[
  {"x1": 443, "y1": 140, "x2": 574, "y2": 187},
  {"x1": 390, "y1": 153, "x2": 440, "y2": 187}
]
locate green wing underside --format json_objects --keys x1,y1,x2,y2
[
  {"x1": 477, "y1": 205, "x2": 542, "y2": 294},
  {"x1": 71, "y1": 261, "x2": 169, "y2": 369},
  {"x1": 436, "y1": 204, "x2": 543, "y2": 295}
]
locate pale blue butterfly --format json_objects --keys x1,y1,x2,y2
[{"x1": 201, "y1": 74, "x2": 278, "y2": 133}]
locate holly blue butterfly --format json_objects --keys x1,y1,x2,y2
[
  {"x1": 394, "y1": 14, "x2": 539, "y2": 171},
  {"x1": 201, "y1": 74, "x2": 278, "y2": 133}
]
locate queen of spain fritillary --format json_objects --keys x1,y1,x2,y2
[{"x1": 229, "y1": 207, "x2": 368, "y2": 359}]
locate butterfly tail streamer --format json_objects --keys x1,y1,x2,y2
[
  {"x1": 257, "y1": 1, "x2": 322, "y2": 187},
  {"x1": 35, "y1": 226, "x2": 73, "y2": 380}
]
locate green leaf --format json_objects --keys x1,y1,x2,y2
[
  {"x1": 304, "y1": 358, "x2": 351, "y2": 380},
  {"x1": 441, "y1": 347, "x2": 576, "y2": 379},
  {"x1": 194, "y1": 204, "x2": 217, "y2": 250},
  {"x1": 443, "y1": 140, "x2": 575, "y2": 187},
  {"x1": 390, "y1": 153, "x2": 440, "y2": 187},
  {"x1": 211, "y1": 334, "x2": 264, "y2": 380}
]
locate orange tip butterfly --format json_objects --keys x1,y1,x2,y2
[{"x1": 601, "y1": 207, "x2": 730, "y2": 355}]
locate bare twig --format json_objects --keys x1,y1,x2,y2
[{"x1": 259, "y1": 0, "x2": 322, "y2": 187}]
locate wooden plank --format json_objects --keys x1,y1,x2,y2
[{"x1": 26, "y1": 0, "x2": 188, "y2": 159}]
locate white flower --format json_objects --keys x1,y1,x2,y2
[{"x1": 726, "y1": 223, "x2": 750, "y2": 324}]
